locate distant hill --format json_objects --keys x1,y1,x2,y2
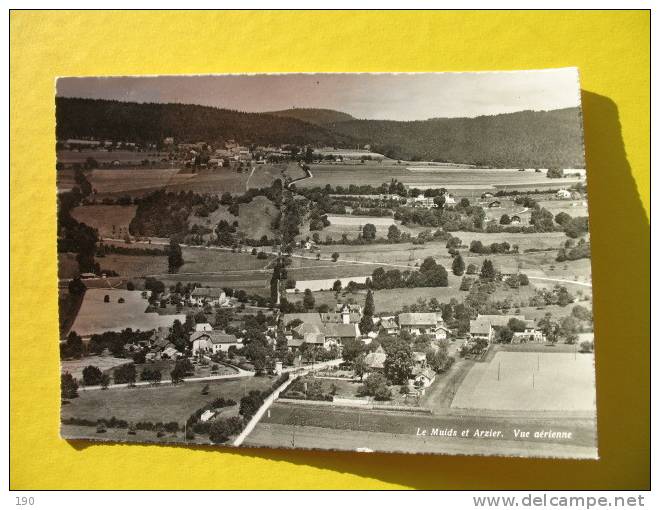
[
  {"x1": 55, "y1": 97, "x2": 352, "y2": 148},
  {"x1": 56, "y1": 98, "x2": 585, "y2": 168},
  {"x1": 267, "y1": 108, "x2": 356, "y2": 125},
  {"x1": 327, "y1": 108, "x2": 586, "y2": 168}
]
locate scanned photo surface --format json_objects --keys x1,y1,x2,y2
[{"x1": 57, "y1": 70, "x2": 596, "y2": 458}]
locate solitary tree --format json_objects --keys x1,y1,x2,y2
[
  {"x1": 452, "y1": 253, "x2": 466, "y2": 276},
  {"x1": 332, "y1": 279, "x2": 342, "y2": 292},
  {"x1": 387, "y1": 224, "x2": 401, "y2": 242},
  {"x1": 61, "y1": 372, "x2": 79, "y2": 399},
  {"x1": 303, "y1": 289, "x2": 315, "y2": 310},
  {"x1": 168, "y1": 239, "x2": 184, "y2": 273},
  {"x1": 383, "y1": 339, "x2": 414, "y2": 385},
  {"x1": 82, "y1": 365, "x2": 104, "y2": 386},
  {"x1": 362, "y1": 223, "x2": 377, "y2": 241},
  {"x1": 331, "y1": 252, "x2": 340, "y2": 262},
  {"x1": 359, "y1": 290, "x2": 375, "y2": 334},
  {"x1": 480, "y1": 259, "x2": 496, "y2": 280}
]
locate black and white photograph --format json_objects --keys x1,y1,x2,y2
[{"x1": 56, "y1": 69, "x2": 597, "y2": 459}]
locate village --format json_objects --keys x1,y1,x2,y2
[{"x1": 56, "y1": 90, "x2": 596, "y2": 457}]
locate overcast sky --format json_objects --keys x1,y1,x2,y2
[{"x1": 57, "y1": 69, "x2": 581, "y2": 121}]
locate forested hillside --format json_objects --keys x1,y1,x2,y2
[
  {"x1": 267, "y1": 108, "x2": 355, "y2": 125},
  {"x1": 326, "y1": 108, "x2": 585, "y2": 168},
  {"x1": 55, "y1": 98, "x2": 352, "y2": 147},
  {"x1": 56, "y1": 98, "x2": 585, "y2": 168}
]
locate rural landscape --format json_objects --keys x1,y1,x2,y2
[{"x1": 57, "y1": 71, "x2": 597, "y2": 458}]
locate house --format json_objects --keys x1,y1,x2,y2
[
  {"x1": 556, "y1": 189, "x2": 572, "y2": 199},
  {"x1": 435, "y1": 325, "x2": 451, "y2": 340},
  {"x1": 189, "y1": 288, "x2": 227, "y2": 307},
  {"x1": 512, "y1": 320, "x2": 544, "y2": 343},
  {"x1": 411, "y1": 367, "x2": 436, "y2": 388},
  {"x1": 195, "y1": 322, "x2": 213, "y2": 332},
  {"x1": 398, "y1": 312, "x2": 441, "y2": 337},
  {"x1": 488, "y1": 200, "x2": 502, "y2": 209},
  {"x1": 365, "y1": 345, "x2": 387, "y2": 371},
  {"x1": 444, "y1": 195, "x2": 456, "y2": 206},
  {"x1": 322, "y1": 322, "x2": 360, "y2": 343},
  {"x1": 408, "y1": 194, "x2": 436, "y2": 208},
  {"x1": 191, "y1": 331, "x2": 241, "y2": 354},
  {"x1": 469, "y1": 316, "x2": 494, "y2": 343},
  {"x1": 162, "y1": 346, "x2": 181, "y2": 359},
  {"x1": 481, "y1": 192, "x2": 494, "y2": 199},
  {"x1": 510, "y1": 215, "x2": 522, "y2": 225},
  {"x1": 379, "y1": 317, "x2": 399, "y2": 335}
]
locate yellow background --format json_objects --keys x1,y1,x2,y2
[{"x1": 10, "y1": 10, "x2": 650, "y2": 489}]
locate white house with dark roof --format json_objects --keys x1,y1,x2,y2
[
  {"x1": 189, "y1": 288, "x2": 228, "y2": 307},
  {"x1": 191, "y1": 330, "x2": 241, "y2": 354},
  {"x1": 398, "y1": 312, "x2": 444, "y2": 338}
]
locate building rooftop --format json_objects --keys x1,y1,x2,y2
[{"x1": 398, "y1": 312, "x2": 440, "y2": 327}]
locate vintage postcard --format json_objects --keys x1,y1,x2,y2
[{"x1": 57, "y1": 70, "x2": 596, "y2": 458}]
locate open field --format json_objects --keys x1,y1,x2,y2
[
  {"x1": 451, "y1": 352, "x2": 596, "y2": 412},
  {"x1": 88, "y1": 168, "x2": 192, "y2": 194},
  {"x1": 61, "y1": 356, "x2": 134, "y2": 379},
  {"x1": 57, "y1": 150, "x2": 170, "y2": 165},
  {"x1": 296, "y1": 164, "x2": 582, "y2": 192},
  {"x1": 188, "y1": 196, "x2": 279, "y2": 240},
  {"x1": 165, "y1": 168, "x2": 248, "y2": 194},
  {"x1": 71, "y1": 205, "x2": 137, "y2": 238},
  {"x1": 61, "y1": 375, "x2": 276, "y2": 425},
  {"x1": 69, "y1": 289, "x2": 185, "y2": 337},
  {"x1": 98, "y1": 254, "x2": 169, "y2": 277},
  {"x1": 98, "y1": 243, "x2": 273, "y2": 278}
]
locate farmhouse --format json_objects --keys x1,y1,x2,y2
[
  {"x1": 398, "y1": 312, "x2": 443, "y2": 338},
  {"x1": 469, "y1": 317, "x2": 494, "y2": 343},
  {"x1": 512, "y1": 321, "x2": 544, "y2": 343},
  {"x1": 556, "y1": 189, "x2": 572, "y2": 199},
  {"x1": 189, "y1": 287, "x2": 228, "y2": 307},
  {"x1": 191, "y1": 330, "x2": 241, "y2": 354}
]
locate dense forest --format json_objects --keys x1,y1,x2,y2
[
  {"x1": 56, "y1": 98, "x2": 585, "y2": 168},
  {"x1": 325, "y1": 108, "x2": 586, "y2": 168},
  {"x1": 55, "y1": 98, "x2": 352, "y2": 147},
  {"x1": 267, "y1": 108, "x2": 355, "y2": 125}
]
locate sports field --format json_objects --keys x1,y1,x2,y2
[{"x1": 451, "y1": 351, "x2": 596, "y2": 412}]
